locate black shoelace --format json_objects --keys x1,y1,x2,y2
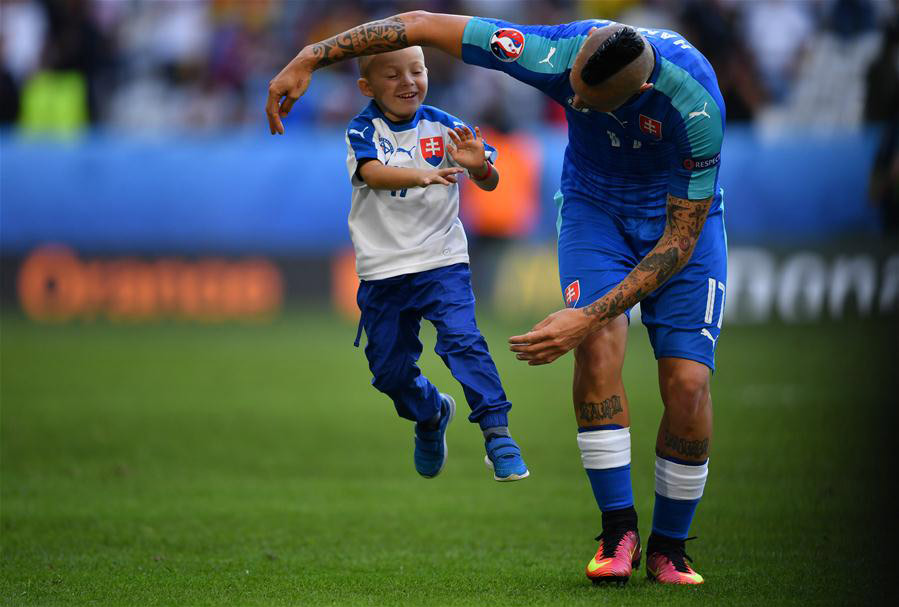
[
  {"x1": 595, "y1": 527, "x2": 631, "y2": 559},
  {"x1": 650, "y1": 536, "x2": 697, "y2": 573}
]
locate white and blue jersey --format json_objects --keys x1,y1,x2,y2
[
  {"x1": 462, "y1": 18, "x2": 728, "y2": 369},
  {"x1": 345, "y1": 101, "x2": 496, "y2": 280},
  {"x1": 462, "y1": 18, "x2": 725, "y2": 217}
]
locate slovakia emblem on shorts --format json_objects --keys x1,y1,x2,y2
[
  {"x1": 490, "y1": 28, "x2": 525, "y2": 62},
  {"x1": 420, "y1": 136, "x2": 444, "y2": 167},
  {"x1": 564, "y1": 280, "x2": 580, "y2": 308}
]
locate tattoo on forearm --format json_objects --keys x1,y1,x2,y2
[
  {"x1": 662, "y1": 429, "x2": 709, "y2": 459},
  {"x1": 311, "y1": 17, "x2": 408, "y2": 68},
  {"x1": 577, "y1": 395, "x2": 623, "y2": 422},
  {"x1": 582, "y1": 194, "x2": 712, "y2": 324}
]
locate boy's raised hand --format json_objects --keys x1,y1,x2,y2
[
  {"x1": 446, "y1": 126, "x2": 487, "y2": 171},
  {"x1": 417, "y1": 167, "x2": 465, "y2": 186}
]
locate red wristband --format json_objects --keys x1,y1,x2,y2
[{"x1": 472, "y1": 161, "x2": 493, "y2": 181}]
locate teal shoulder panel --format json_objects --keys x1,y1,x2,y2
[
  {"x1": 463, "y1": 18, "x2": 585, "y2": 75},
  {"x1": 654, "y1": 57, "x2": 723, "y2": 158},
  {"x1": 517, "y1": 33, "x2": 587, "y2": 74},
  {"x1": 462, "y1": 18, "x2": 495, "y2": 49},
  {"x1": 654, "y1": 57, "x2": 723, "y2": 199}
]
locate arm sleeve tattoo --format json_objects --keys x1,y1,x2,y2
[
  {"x1": 310, "y1": 17, "x2": 409, "y2": 69},
  {"x1": 581, "y1": 194, "x2": 713, "y2": 325}
]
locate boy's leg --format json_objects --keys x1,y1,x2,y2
[
  {"x1": 358, "y1": 277, "x2": 455, "y2": 478},
  {"x1": 418, "y1": 264, "x2": 509, "y2": 430},
  {"x1": 358, "y1": 279, "x2": 441, "y2": 424},
  {"x1": 417, "y1": 263, "x2": 527, "y2": 481}
]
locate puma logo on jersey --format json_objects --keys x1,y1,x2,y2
[
  {"x1": 538, "y1": 47, "x2": 556, "y2": 67},
  {"x1": 700, "y1": 328, "x2": 717, "y2": 345},
  {"x1": 688, "y1": 102, "x2": 710, "y2": 120},
  {"x1": 348, "y1": 126, "x2": 370, "y2": 138},
  {"x1": 396, "y1": 145, "x2": 417, "y2": 159}
]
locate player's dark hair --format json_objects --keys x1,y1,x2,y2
[{"x1": 580, "y1": 27, "x2": 645, "y2": 86}]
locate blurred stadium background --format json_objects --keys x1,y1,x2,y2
[{"x1": 1, "y1": 0, "x2": 897, "y2": 605}]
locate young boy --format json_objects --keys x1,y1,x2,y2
[{"x1": 345, "y1": 46, "x2": 528, "y2": 481}]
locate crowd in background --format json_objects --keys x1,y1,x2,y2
[{"x1": 1, "y1": 0, "x2": 897, "y2": 136}]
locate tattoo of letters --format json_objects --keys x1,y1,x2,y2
[
  {"x1": 581, "y1": 194, "x2": 713, "y2": 324},
  {"x1": 311, "y1": 17, "x2": 408, "y2": 68},
  {"x1": 577, "y1": 395, "x2": 623, "y2": 422},
  {"x1": 663, "y1": 429, "x2": 709, "y2": 459}
]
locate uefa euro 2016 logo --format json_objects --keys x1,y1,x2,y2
[{"x1": 490, "y1": 28, "x2": 525, "y2": 62}]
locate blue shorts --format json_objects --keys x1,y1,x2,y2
[{"x1": 556, "y1": 191, "x2": 728, "y2": 370}]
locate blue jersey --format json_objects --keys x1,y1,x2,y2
[{"x1": 462, "y1": 18, "x2": 725, "y2": 218}]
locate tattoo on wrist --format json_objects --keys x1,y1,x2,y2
[
  {"x1": 311, "y1": 17, "x2": 408, "y2": 68},
  {"x1": 662, "y1": 429, "x2": 709, "y2": 459},
  {"x1": 576, "y1": 395, "x2": 623, "y2": 422}
]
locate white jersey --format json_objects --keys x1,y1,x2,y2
[{"x1": 345, "y1": 101, "x2": 496, "y2": 281}]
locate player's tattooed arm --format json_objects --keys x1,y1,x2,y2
[
  {"x1": 267, "y1": 12, "x2": 470, "y2": 134},
  {"x1": 309, "y1": 17, "x2": 409, "y2": 69},
  {"x1": 508, "y1": 194, "x2": 712, "y2": 366},
  {"x1": 580, "y1": 194, "x2": 713, "y2": 326}
]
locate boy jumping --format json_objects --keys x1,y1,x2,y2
[{"x1": 345, "y1": 46, "x2": 528, "y2": 481}]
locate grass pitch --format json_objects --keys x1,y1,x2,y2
[{"x1": 1, "y1": 310, "x2": 893, "y2": 606}]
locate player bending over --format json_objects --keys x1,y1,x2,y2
[
  {"x1": 340, "y1": 46, "x2": 528, "y2": 481},
  {"x1": 267, "y1": 11, "x2": 726, "y2": 585}
]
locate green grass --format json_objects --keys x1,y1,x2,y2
[{"x1": 0, "y1": 310, "x2": 893, "y2": 606}]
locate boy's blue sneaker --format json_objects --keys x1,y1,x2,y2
[
  {"x1": 484, "y1": 436, "x2": 530, "y2": 481},
  {"x1": 414, "y1": 394, "x2": 456, "y2": 478}
]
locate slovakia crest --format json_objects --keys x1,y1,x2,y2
[
  {"x1": 564, "y1": 280, "x2": 580, "y2": 308},
  {"x1": 490, "y1": 28, "x2": 525, "y2": 62},
  {"x1": 639, "y1": 114, "x2": 662, "y2": 139},
  {"x1": 419, "y1": 136, "x2": 445, "y2": 167},
  {"x1": 378, "y1": 136, "x2": 394, "y2": 162}
]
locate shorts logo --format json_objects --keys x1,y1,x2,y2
[
  {"x1": 639, "y1": 114, "x2": 662, "y2": 139},
  {"x1": 490, "y1": 28, "x2": 525, "y2": 62},
  {"x1": 682, "y1": 152, "x2": 720, "y2": 171},
  {"x1": 419, "y1": 136, "x2": 445, "y2": 167},
  {"x1": 564, "y1": 280, "x2": 580, "y2": 307}
]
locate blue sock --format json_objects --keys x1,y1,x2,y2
[
  {"x1": 652, "y1": 455, "x2": 708, "y2": 539},
  {"x1": 577, "y1": 426, "x2": 633, "y2": 512},
  {"x1": 586, "y1": 464, "x2": 634, "y2": 512},
  {"x1": 651, "y1": 494, "x2": 700, "y2": 539}
]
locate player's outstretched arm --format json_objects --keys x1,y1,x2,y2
[
  {"x1": 266, "y1": 11, "x2": 471, "y2": 135},
  {"x1": 509, "y1": 194, "x2": 713, "y2": 365},
  {"x1": 357, "y1": 160, "x2": 464, "y2": 190}
]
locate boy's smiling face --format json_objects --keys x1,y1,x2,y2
[{"x1": 358, "y1": 47, "x2": 428, "y2": 122}]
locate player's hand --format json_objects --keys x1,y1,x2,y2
[
  {"x1": 508, "y1": 308, "x2": 592, "y2": 366},
  {"x1": 446, "y1": 125, "x2": 487, "y2": 172},
  {"x1": 266, "y1": 59, "x2": 313, "y2": 135},
  {"x1": 417, "y1": 167, "x2": 464, "y2": 187}
]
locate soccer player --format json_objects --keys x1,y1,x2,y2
[
  {"x1": 340, "y1": 45, "x2": 529, "y2": 482},
  {"x1": 267, "y1": 12, "x2": 725, "y2": 585}
]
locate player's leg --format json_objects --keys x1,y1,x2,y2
[
  {"x1": 646, "y1": 357, "x2": 710, "y2": 584},
  {"x1": 574, "y1": 317, "x2": 642, "y2": 584},
  {"x1": 357, "y1": 276, "x2": 453, "y2": 478},
  {"x1": 639, "y1": 209, "x2": 727, "y2": 584},
  {"x1": 556, "y1": 191, "x2": 641, "y2": 584}
]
